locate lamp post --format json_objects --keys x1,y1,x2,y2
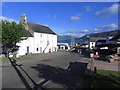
[{"x1": 70, "y1": 34, "x2": 75, "y2": 48}]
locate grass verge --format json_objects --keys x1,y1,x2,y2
[{"x1": 94, "y1": 70, "x2": 120, "y2": 88}]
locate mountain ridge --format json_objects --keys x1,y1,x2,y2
[
  {"x1": 57, "y1": 30, "x2": 120, "y2": 44},
  {"x1": 79, "y1": 30, "x2": 119, "y2": 40}
]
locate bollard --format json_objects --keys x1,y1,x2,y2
[
  {"x1": 94, "y1": 67, "x2": 97, "y2": 75},
  {"x1": 93, "y1": 67, "x2": 97, "y2": 88}
]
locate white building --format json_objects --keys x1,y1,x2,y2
[
  {"x1": 15, "y1": 14, "x2": 57, "y2": 58},
  {"x1": 57, "y1": 43, "x2": 70, "y2": 51},
  {"x1": 89, "y1": 37, "x2": 106, "y2": 49},
  {"x1": 110, "y1": 33, "x2": 120, "y2": 53}
]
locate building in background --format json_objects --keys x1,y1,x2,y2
[
  {"x1": 57, "y1": 43, "x2": 70, "y2": 51},
  {"x1": 89, "y1": 37, "x2": 106, "y2": 49},
  {"x1": 110, "y1": 33, "x2": 120, "y2": 53}
]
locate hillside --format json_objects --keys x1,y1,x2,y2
[
  {"x1": 57, "y1": 35, "x2": 71, "y2": 43},
  {"x1": 57, "y1": 35, "x2": 87, "y2": 44},
  {"x1": 80, "y1": 30, "x2": 119, "y2": 40},
  {"x1": 57, "y1": 30, "x2": 119, "y2": 44}
]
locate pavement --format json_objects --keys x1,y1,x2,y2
[
  {"x1": 94, "y1": 59, "x2": 120, "y2": 71},
  {"x1": 1, "y1": 50, "x2": 119, "y2": 89}
]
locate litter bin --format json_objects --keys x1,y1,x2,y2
[{"x1": 90, "y1": 53, "x2": 94, "y2": 58}]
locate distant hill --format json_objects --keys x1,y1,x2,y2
[
  {"x1": 57, "y1": 35, "x2": 71, "y2": 42},
  {"x1": 57, "y1": 30, "x2": 120, "y2": 44},
  {"x1": 57, "y1": 35, "x2": 72, "y2": 44},
  {"x1": 79, "y1": 30, "x2": 120, "y2": 40},
  {"x1": 57, "y1": 35, "x2": 87, "y2": 44}
]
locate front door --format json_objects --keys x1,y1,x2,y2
[{"x1": 27, "y1": 46, "x2": 29, "y2": 54}]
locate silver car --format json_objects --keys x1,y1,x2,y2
[{"x1": 105, "y1": 53, "x2": 120, "y2": 63}]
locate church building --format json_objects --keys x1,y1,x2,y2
[{"x1": 15, "y1": 14, "x2": 57, "y2": 58}]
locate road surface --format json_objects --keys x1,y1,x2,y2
[
  {"x1": 2, "y1": 51, "x2": 90, "y2": 89},
  {"x1": 2, "y1": 50, "x2": 119, "y2": 89}
]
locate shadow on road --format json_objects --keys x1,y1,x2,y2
[
  {"x1": 31, "y1": 62, "x2": 89, "y2": 89},
  {"x1": 2, "y1": 57, "x2": 94, "y2": 90}
]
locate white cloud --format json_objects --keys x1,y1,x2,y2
[
  {"x1": 0, "y1": 16, "x2": 19, "y2": 23},
  {"x1": 59, "y1": 29, "x2": 89, "y2": 37},
  {"x1": 109, "y1": 3, "x2": 118, "y2": 14},
  {"x1": 70, "y1": 16, "x2": 80, "y2": 21},
  {"x1": 96, "y1": 3, "x2": 118, "y2": 17},
  {"x1": 64, "y1": 29, "x2": 89, "y2": 35},
  {"x1": 83, "y1": 29, "x2": 88, "y2": 32},
  {"x1": 102, "y1": 24, "x2": 118, "y2": 30},
  {"x1": 110, "y1": 23, "x2": 118, "y2": 28},
  {"x1": 94, "y1": 23, "x2": 118, "y2": 32},
  {"x1": 94, "y1": 28, "x2": 98, "y2": 31},
  {"x1": 70, "y1": 13, "x2": 82, "y2": 21},
  {"x1": 85, "y1": 6, "x2": 92, "y2": 11}
]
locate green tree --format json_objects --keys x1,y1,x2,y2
[{"x1": 1, "y1": 20, "x2": 29, "y2": 57}]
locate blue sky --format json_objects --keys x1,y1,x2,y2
[{"x1": 1, "y1": 2, "x2": 119, "y2": 37}]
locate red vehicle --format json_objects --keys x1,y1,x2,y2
[
  {"x1": 93, "y1": 54, "x2": 100, "y2": 59},
  {"x1": 93, "y1": 49, "x2": 116, "y2": 60}
]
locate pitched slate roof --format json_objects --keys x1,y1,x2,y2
[
  {"x1": 27, "y1": 22, "x2": 56, "y2": 35},
  {"x1": 90, "y1": 37, "x2": 106, "y2": 42}
]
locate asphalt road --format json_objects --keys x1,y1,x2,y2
[{"x1": 2, "y1": 51, "x2": 90, "y2": 89}]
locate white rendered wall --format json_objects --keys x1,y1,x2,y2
[
  {"x1": 89, "y1": 42, "x2": 96, "y2": 49},
  {"x1": 16, "y1": 37, "x2": 34, "y2": 57},
  {"x1": 16, "y1": 32, "x2": 57, "y2": 57},
  {"x1": 34, "y1": 32, "x2": 57, "y2": 53}
]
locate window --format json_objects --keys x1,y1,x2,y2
[
  {"x1": 47, "y1": 41, "x2": 50, "y2": 45},
  {"x1": 36, "y1": 48, "x2": 39, "y2": 51},
  {"x1": 40, "y1": 41, "x2": 42, "y2": 45},
  {"x1": 40, "y1": 33, "x2": 42, "y2": 37}
]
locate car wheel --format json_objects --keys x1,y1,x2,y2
[{"x1": 109, "y1": 58, "x2": 114, "y2": 63}]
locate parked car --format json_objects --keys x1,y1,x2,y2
[
  {"x1": 105, "y1": 53, "x2": 120, "y2": 63},
  {"x1": 93, "y1": 49, "x2": 117, "y2": 60},
  {"x1": 92, "y1": 54, "x2": 100, "y2": 59}
]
